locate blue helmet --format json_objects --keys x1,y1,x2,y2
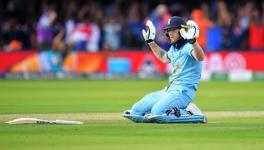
[{"x1": 163, "y1": 16, "x2": 187, "y2": 30}]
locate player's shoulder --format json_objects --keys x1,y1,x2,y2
[
  {"x1": 168, "y1": 45, "x2": 175, "y2": 51},
  {"x1": 167, "y1": 46, "x2": 175, "y2": 56},
  {"x1": 182, "y1": 43, "x2": 192, "y2": 51}
]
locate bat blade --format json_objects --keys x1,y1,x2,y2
[
  {"x1": 5, "y1": 118, "x2": 43, "y2": 124},
  {"x1": 5, "y1": 118, "x2": 83, "y2": 125}
]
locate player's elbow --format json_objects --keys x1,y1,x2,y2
[
  {"x1": 162, "y1": 58, "x2": 171, "y2": 64},
  {"x1": 193, "y1": 53, "x2": 204, "y2": 61},
  {"x1": 193, "y1": 51, "x2": 205, "y2": 61},
  {"x1": 196, "y1": 55, "x2": 205, "y2": 61}
]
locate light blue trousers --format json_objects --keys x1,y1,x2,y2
[
  {"x1": 126, "y1": 86, "x2": 205, "y2": 123},
  {"x1": 132, "y1": 88, "x2": 192, "y2": 116}
]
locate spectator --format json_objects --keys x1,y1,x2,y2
[
  {"x1": 103, "y1": 16, "x2": 121, "y2": 50},
  {"x1": 228, "y1": 5, "x2": 250, "y2": 50},
  {"x1": 122, "y1": 2, "x2": 145, "y2": 49},
  {"x1": 216, "y1": 1, "x2": 232, "y2": 49},
  {"x1": 0, "y1": 0, "x2": 263, "y2": 51},
  {"x1": 249, "y1": 6, "x2": 264, "y2": 50},
  {"x1": 5, "y1": 40, "x2": 22, "y2": 51},
  {"x1": 149, "y1": 4, "x2": 171, "y2": 50},
  {"x1": 67, "y1": 5, "x2": 100, "y2": 52},
  {"x1": 2, "y1": 17, "x2": 34, "y2": 51},
  {"x1": 88, "y1": 2, "x2": 103, "y2": 51},
  {"x1": 36, "y1": 10, "x2": 57, "y2": 50},
  {"x1": 191, "y1": 9, "x2": 213, "y2": 49},
  {"x1": 52, "y1": 31, "x2": 70, "y2": 62}
]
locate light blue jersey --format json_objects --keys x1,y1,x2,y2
[
  {"x1": 125, "y1": 41, "x2": 205, "y2": 123},
  {"x1": 124, "y1": 16, "x2": 206, "y2": 123},
  {"x1": 166, "y1": 43, "x2": 202, "y2": 98}
]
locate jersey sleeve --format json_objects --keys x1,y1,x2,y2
[{"x1": 183, "y1": 43, "x2": 196, "y2": 60}]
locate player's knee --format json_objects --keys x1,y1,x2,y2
[
  {"x1": 131, "y1": 103, "x2": 145, "y2": 115},
  {"x1": 150, "y1": 105, "x2": 163, "y2": 115}
]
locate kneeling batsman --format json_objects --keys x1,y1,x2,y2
[{"x1": 123, "y1": 16, "x2": 206, "y2": 123}]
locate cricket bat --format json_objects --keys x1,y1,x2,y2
[{"x1": 5, "y1": 118, "x2": 83, "y2": 125}]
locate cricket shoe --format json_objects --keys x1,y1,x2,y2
[
  {"x1": 186, "y1": 103, "x2": 207, "y2": 123},
  {"x1": 202, "y1": 116, "x2": 208, "y2": 124},
  {"x1": 123, "y1": 110, "x2": 132, "y2": 117},
  {"x1": 186, "y1": 103, "x2": 204, "y2": 116}
]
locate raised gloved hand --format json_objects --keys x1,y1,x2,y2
[
  {"x1": 180, "y1": 20, "x2": 199, "y2": 44},
  {"x1": 142, "y1": 20, "x2": 156, "y2": 43}
]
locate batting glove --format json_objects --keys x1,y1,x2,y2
[
  {"x1": 142, "y1": 20, "x2": 156, "y2": 43},
  {"x1": 180, "y1": 20, "x2": 199, "y2": 44}
]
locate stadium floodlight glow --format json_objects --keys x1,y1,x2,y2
[{"x1": 5, "y1": 118, "x2": 83, "y2": 125}]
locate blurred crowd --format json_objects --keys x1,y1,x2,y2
[{"x1": 0, "y1": 0, "x2": 263, "y2": 52}]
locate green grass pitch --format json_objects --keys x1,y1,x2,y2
[{"x1": 0, "y1": 80, "x2": 264, "y2": 150}]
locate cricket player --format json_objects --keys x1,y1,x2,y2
[{"x1": 123, "y1": 16, "x2": 207, "y2": 123}]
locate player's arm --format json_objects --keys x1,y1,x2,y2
[
  {"x1": 142, "y1": 20, "x2": 170, "y2": 64},
  {"x1": 191, "y1": 42, "x2": 205, "y2": 61},
  {"x1": 148, "y1": 41, "x2": 170, "y2": 64},
  {"x1": 180, "y1": 20, "x2": 205, "y2": 61}
]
